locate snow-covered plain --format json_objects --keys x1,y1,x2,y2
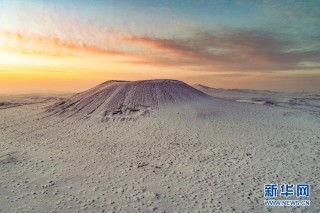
[
  {"x1": 194, "y1": 84, "x2": 320, "y2": 114},
  {"x1": 0, "y1": 80, "x2": 319, "y2": 212}
]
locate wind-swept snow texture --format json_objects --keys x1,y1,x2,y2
[
  {"x1": 47, "y1": 80, "x2": 210, "y2": 119},
  {"x1": 1, "y1": 89, "x2": 319, "y2": 212}
]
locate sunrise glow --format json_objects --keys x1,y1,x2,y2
[{"x1": 0, "y1": 0, "x2": 319, "y2": 93}]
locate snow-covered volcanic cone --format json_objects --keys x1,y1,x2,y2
[{"x1": 47, "y1": 79, "x2": 210, "y2": 119}]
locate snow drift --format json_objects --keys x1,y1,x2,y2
[{"x1": 47, "y1": 79, "x2": 210, "y2": 119}]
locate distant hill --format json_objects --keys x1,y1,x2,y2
[{"x1": 47, "y1": 79, "x2": 210, "y2": 119}]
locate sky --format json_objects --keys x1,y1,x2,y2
[{"x1": 0, "y1": 0, "x2": 320, "y2": 93}]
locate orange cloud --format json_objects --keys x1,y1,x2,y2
[
  {"x1": 121, "y1": 35, "x2": 196, "y2": 57},
  {"x1": 2, "y1": 28, "x2": 320, "y2": 72},
  {"x1": 1, "y1": 30, "x2": 127, "y2": 57}
]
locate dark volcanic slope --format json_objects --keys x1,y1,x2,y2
[{"x1": 47, "y1": 79, "x2": 210, "y2": 118}]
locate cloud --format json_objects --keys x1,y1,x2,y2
[
  {"x1": 120, "y1": 28, "x2": 320, "y2": 71},
  {"x1": 1, "y1": 1, "x2": 319, "y2": 73},
  {"x1": 121, "y1": 35, "x2": 196, "y2": 57},
  {"x1": 1, "y1": 26, "x2": 320, "y2": 72},
  {"x1": 0, "y1": 30, "x2": 149, "y2": 62}
]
